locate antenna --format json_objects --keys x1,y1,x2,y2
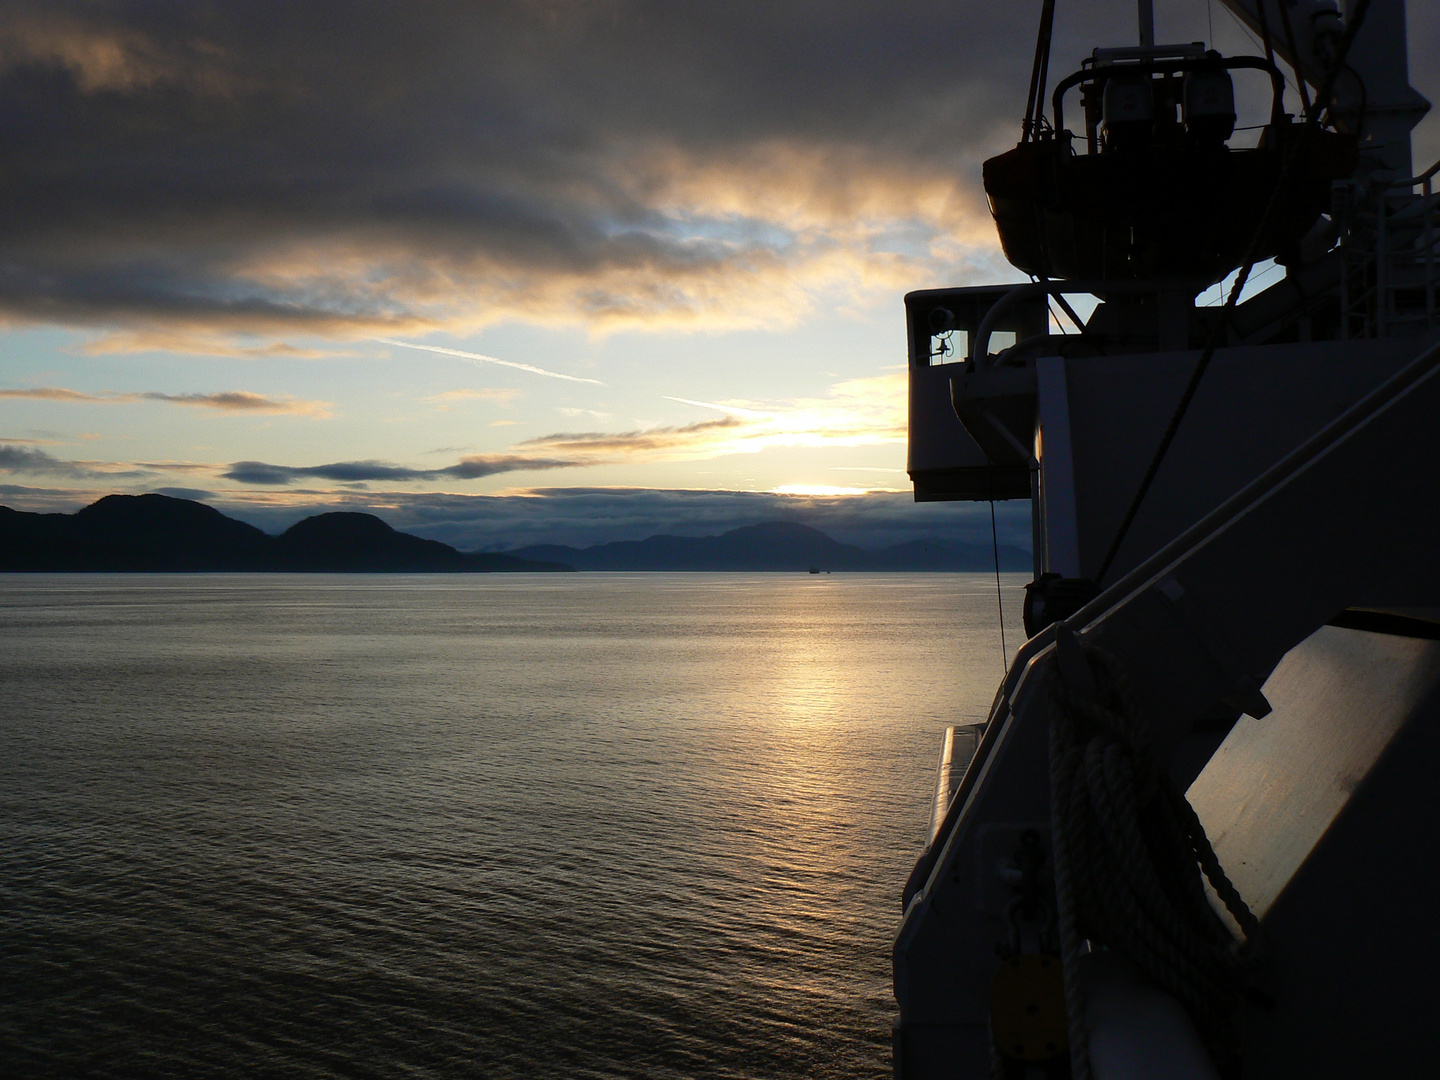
[{"x1": 1137, "y1": 0, "x2": 1155, "y2": 46}]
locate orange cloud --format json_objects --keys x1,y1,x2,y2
[{"x1": 0, "y1": 387, "x2": 332, "y2": 416}]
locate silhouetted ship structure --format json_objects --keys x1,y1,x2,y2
[
  {"x1": 511, "y1": 521, "x2": 1028, "y2": 572},
  {"x1": 0, "y1": 494, "x2": 571, "y2": 572},
  {"x1": 894, "y1": 1, "x2": 1440, "y2": 1078}
]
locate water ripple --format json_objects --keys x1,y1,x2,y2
[{"x1": 0, "y1": 573, "x2": 1025, "y2": 1078}]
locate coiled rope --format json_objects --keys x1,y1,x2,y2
[{"x1": 1049, "y1": 635, "x2": 1260, "y2": 1080}]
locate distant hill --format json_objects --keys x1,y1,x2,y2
[
  {"x1": 511, "y1": 520, "x2": 1030, "y2": 572},
  {"x1": 0, "y1": 495, "x2": 571, "y2": 573},
  {"x1": 0, "y1": 496, "x2": 1029, "y2": 574},
  {"x1": 269, "y1": 511, "x2": 546, "y2": 572}
]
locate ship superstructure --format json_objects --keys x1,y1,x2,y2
[{"x1": 895, "y1": 1, "x2": 1438, "y2": 1076}]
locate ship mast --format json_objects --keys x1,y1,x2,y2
[{"x1": 1137, "y1": 0, "x2": 1154, "y2": 47}]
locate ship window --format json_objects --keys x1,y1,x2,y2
[
  {"x1": 989, "y1": 330, "x2": 1017, "y2": 354},
  {"x1": 929, "y1": 330, "x2": 968, "y2": 365}
]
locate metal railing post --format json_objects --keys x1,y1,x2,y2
[
  {"x1": 1425, "y1": 176, "x2": 1436, "y2": 329},
  {"x1": 1376, "y1": 193, "x2": 1389, "y2": 338},
  {"x1": 1339, "y1": 266, "x2": 1349, "y2": 340}
]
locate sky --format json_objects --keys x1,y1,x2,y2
[{"x1": 2, "y1": 1, "x2": 1437, "y2": 551}]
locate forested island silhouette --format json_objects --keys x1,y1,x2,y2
[
  {"x1": 0, "y1": 494, "x2": 1029, "y2": 573},
  {"x1": 0, "y1": 494, "x2": 568, "y2": 573}
]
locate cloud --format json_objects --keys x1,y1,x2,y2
[
  {"x1": 0, "y1": 444, "x2": 153, "y2": 480},
  {"x1": 0, "y1": 366, "x2": 910, "y2": 500},
  {"x1": 221, "y1": 454, "x2": 578, "y2": 486},
  {"x1": 506, "y1": 373, "x2": 907, "y2": 464},
  {"x1": 515, "y1": 416, "x2": 744, "y2": 457},
  {"x1": 141, "y1": 391, "x2": 329, "y2": 415},
  {"x1": 0, "y1": 445, "x2": 67, "y2": 472},
  {"x1": 0, "y1": 8, "x2": 252, "y2": 96},
  {"x1": 0, "y1": 1, "x2": 1085, "y2": 348},
  {"x1": 0, "y1": 386, "x2": 331, "y2": 415},
  {"x1": 211, "y1": 403, "x2": 873, "y2": 487},
  {"x1": 80, "y1": 333, "x2": 349, "y2": 359},
  {"x1": 1, "y1": 2, "x2": 1435, "y2": 352},
  {"x1": 210, "y1": 370, "x2": 906, "y2": 485}
]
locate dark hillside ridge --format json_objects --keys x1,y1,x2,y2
[
  {"x1": 269, "y1": 511, "x2": 566, "y2": 572},
  {"x1": 0, "y1": 495, "x2": 1030, "y2": 573},
  {"x1": 0, "y1": 495, "x2": 571, "y2": 572},
  {"x1": 512, "y1": 520, "x2": 1030, "y2": 572}
]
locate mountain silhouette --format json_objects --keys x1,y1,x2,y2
[
  {"x1": 1, "y1": 495, "x2": 1030, "y2": 573},
  {"x1": 511, "y1": 520, "x2": 1030, "y2": 572},
  {"x1": 269, "y1": 511, "x2": 551, "y2": 572},
  {"x1": 0, "y1": 494, "x2": 570, "y2": 573}
]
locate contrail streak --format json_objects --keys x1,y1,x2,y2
[
  {"x1": 376, "y1": 338, "x2": 604, "y2": 384},
  {"x1": 663, "y1": 395, "x2": 770, "y2": 418}
]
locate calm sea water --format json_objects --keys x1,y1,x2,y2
[{"x1": 0, "y1": 573, "x2": 1026, "y2": 1079}]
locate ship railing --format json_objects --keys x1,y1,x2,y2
[
  {"x1": 969, "y1": 278, "x2": 1201, "y2": 364},
  {"x1": 894, "y1": 330, "x2": 1440, "y2": 1079},
  {"x1": 1339, "y1": 158, "x2": 1440, "y2": 340}
]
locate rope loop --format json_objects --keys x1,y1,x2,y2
[{"x1": 1048, "y1": 633, "x2": 1261, "y2": 1077}]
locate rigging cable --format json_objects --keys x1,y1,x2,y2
[
  {"x1": 990, "y1": 494, "x2": 1009, "y2": 675},
  {"x1": 1092, "y1": 0, "x2": 1374, "y2": 586},
  {"x1": 1023, "y1": 0, "x2": 1058, "y2": 141},
  {"x1": 1052, "y1": 290, "x2": 1087, "y2": 331}
]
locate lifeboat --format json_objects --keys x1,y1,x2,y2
[{"x1": 982, "y1": 46, "x2": 1357, "y2": 284}]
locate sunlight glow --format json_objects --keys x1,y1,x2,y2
[{"x1": 770, "y1": 484, "x2": 871, "y2": 496}]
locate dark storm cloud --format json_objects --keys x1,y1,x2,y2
[
  {"x1": 8, "y1": 3, "x2": 1434, "y2": 346},
  {"x1": 0, "y1": 1, "x2": 1092, "y2": 344}
]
